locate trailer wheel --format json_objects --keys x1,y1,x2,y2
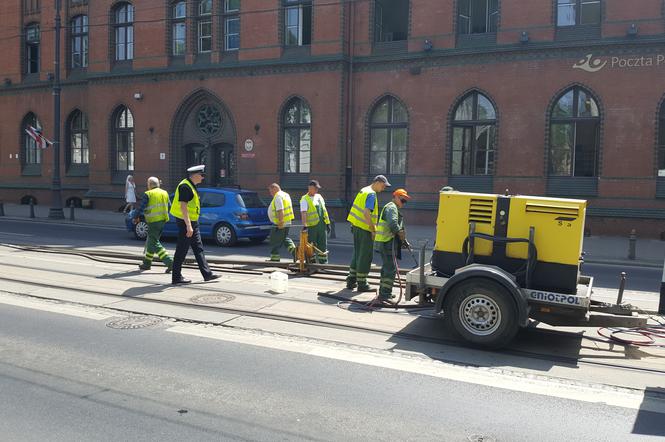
[{"x1": 445, "y1": 279, "x2": 518, "y2": 349}]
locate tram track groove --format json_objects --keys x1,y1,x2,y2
[{"x1": 0, "y1": 271, "x2": 663, "y2": 378}]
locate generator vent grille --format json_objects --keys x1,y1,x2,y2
[{"x1": 469, "y1": 198, "x2": 494, "y2": 224}]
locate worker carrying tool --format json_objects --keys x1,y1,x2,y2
[
  {"x1": 374, "y1": 188, "x2": 411, "y2": 302},
  {"x1": 299, "y1": 180, "x2": 330, "y2": 264},
  {"x1": 345, "y1": 175, "x2": 391, "y2": 292},
  {"x1": 267, "y1": 183, "x2": 296, "y2": 262},
  {"x1": 133, "y1": 176, "x2": 173, "y2": 273},
  {"x1": 170, "y1": 165, "x2": 220, "y2": 285}
]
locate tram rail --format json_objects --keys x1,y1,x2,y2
[{"x1": 1, "y1": 242, "x2": 664, "y2": 378}]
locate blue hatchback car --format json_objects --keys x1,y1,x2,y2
[{"x1": 126, "y1": 187, "x2": 271, "y2": 246}]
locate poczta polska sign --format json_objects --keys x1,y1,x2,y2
[{"x1": 572, "y1": 53, "x2": 665, "y2": 73}]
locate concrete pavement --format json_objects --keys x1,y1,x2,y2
[{"x1": 2, "y1": 202, "x2": 664, "y2": 267}]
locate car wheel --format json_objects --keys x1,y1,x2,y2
[
  {"x1": 249, "y1": 236, "x2": 268, "y2": 244},
  {"x1": 214, "y1": 223, "x2": 237, "y2": 247},
  {"x1": 444, "y1": 279, "x2": 518, "y2": 349},
  {"x1": 134, "y1": 220, "x2": 148, "y2": 241}
]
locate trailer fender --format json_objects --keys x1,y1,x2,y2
[{"x1": 435, "y1": 264, "x2": 530, "y2": 327}]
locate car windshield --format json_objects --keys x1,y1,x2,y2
[{"x1": 236, "y1": 192, "x2": 265, "y2": 208}]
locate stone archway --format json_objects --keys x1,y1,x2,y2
[{"x1": 169, "y1": 89, "x2": 237, "y2": 189}]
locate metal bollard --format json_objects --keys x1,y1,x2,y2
[
  {"x1": 0, "y1": 201, "x2": 4, "y2": 217},
  {"x1": 660, "y1": 256, "x2": 665, "y2": 315},
  {"x1": 29, "y1": 199, "x2": 35, "y2": 218},
  {"x1": 329, "y1": 219, "x2": 336, "y2": 239},
  {"x1": 69, "y1": 201, "x2": 75, "y2": 221},
  {"x1": 628, "y1": 229, "x2": 636, "y2": 260},
  {"x1": 616, "y1": 272, "x2": 626, "y2": 305}
]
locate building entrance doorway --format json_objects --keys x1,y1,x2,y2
[{"x1": 185, "y1": 142, "x2": 235, "y2": 187}]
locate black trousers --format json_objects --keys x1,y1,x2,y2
[{"x1": 172, "y1": 219, "x2": 212, "y2": 281}]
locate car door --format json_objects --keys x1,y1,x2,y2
[{"x1": 198, "y1": 190, "x2": 226, "y2": 236}]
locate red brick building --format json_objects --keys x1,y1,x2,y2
[{"x1": 2, "y1": 0, "x2": 665, "y2": 235}]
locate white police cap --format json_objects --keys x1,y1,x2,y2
[{"x1": 187, "y1": 165, "x2": 205, "y2": 175}]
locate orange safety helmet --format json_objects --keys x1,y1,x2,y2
[{"x1": 393, "y1": 188, "x2": 411, "y2": 200}]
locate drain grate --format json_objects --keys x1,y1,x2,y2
[
  {"x1": 190, "y1": 294, "x2": 235, "y2": 305},
  {"x1": 106, "y1": 316, "x2": 163, "y2": 330},
  {"x1": 468, "y1": 435, "x2": 496, "y2": 442}
]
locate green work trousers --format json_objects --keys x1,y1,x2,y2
[
  {"x1": 308, "y1": 220, "x2": 328, "y2": 264},
  {"x1": 268, "y1": 226, "x2": 296, "y2": 261},
  {"x1": 346, "y1": 226, "x2": 374, "y2": 288},
  {"x1": 377, "y1": 240, "x2": 397, "y2": 299},
  {"x1": 143, "y1": 220, "x2": 173, "y2": 269}
]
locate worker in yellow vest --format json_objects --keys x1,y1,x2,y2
[
  {"x1": 300, "y1": 180, "x2": 330, "y2": 264},
  {"x1": 267, "y1": 183, "x2": 296, "y2": 262},
  {"x1": 170, "y1": 165, "x2": 220, "y2": 285},
  {"x1": 134, "y1": 176, "x2": 173, "y2": 272},
  {"x1": 374, "y1": 188, "x2": 411, "y2": 302},
  {"x1": 345, "y1": 175, "x2": 391, "y2": 291}
]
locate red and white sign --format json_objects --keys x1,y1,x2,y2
[{"x1": 25, "y1": 125, "x2": 53, "y2": 149}]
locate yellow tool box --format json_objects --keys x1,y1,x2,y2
[{"x1": 432, "y1": 190, "x2": 587, "y2": 294}]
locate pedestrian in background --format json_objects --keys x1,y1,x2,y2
[
  {"x1": 300, "y1": 180, "x2": 330, "y2": 264},
  {"x1": 134, "y1": 176, "x2": 173, "y2": 273},
  {"x1": 169, "y1": 165, "x2": 220, "y2": 285},
  {"x1": 123, "y1": 174, "x2": 136, "y2": 213},
  {"x1": 374, "y1": 188, "x2": 411, "y2": 303},
  {"x1": 345, "y1": 175, "x2": 391, "y2": 292},
  {"x1": 267, "y1": 183, "x2": 296, "y2": 262}
]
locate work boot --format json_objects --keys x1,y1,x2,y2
[
  {"x1": 357, "y1": 284, "x2": 374, "y2": 293},
  {"x1": 164, "y1": 265, "x2": 172, "y2": 274},
  {"x1": 345, "y1": 279, "x2": 357, "y2": 290},
  {"x1": 138, "y1": 263, "x2": 151, "y2": 271}
]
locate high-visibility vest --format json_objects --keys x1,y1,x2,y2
[
  {"x1": 375, "y1": 202, "x2": 397, "y2": 243},
  {"x1": 347, "y1": 185, "x2": 378, "y2": 232},
  {"x1": 144, "y1": 188, "x2": 170, "y2": 223},
  {"x1": 270, "y1": 191, "x2": 294, "y2": 224},
  {"x1": 300, "y1": 194, "x2": 330, "y2": 227},
  {"x1": 169, "y1": 179, "x2": 200, "y2": 221}
]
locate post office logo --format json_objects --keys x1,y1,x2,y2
[{"x1": 573, "y1": 54, "x2": 607, "y2": 73}]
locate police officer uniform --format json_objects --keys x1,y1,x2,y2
[{"x1": 170, "y1": 165, "x2": 219, "y2": 284}]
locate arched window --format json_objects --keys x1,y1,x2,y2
[
  {"x1": 172, "y1": 1, "x2": 187, "y2": 56},
  {"x1": 282, "y1": 98, "x2": 311, "y2": 174},
  {"x1": 451, "y1": 91, "x2": 496, "y2": 176},
  {"x1": 658, "y1": 100, "x2": 665, "y2": 177},
  {"x1": 25, "y1": 23, "x2": 40, "y2": 74},
  {"x1": 369, "y1": 96, "x2": 408, "y2": 175},
  {"x1": 68, "y1": 110, "x2": 89, "y2": 166},
  {"x1": 22, "y1": 113, "x2": 42, "y2": 166},
  {"x1": 114, "y1": 106, "x2": 135, "y2": 172},
  {"x1": 198, "y1": 0, "x2": 213, "y2": 53},
  {"x1": 549, "y1": 87, "x2": 600, "y2": 177},
  {"x1": 70, "y1": 15, "x2": 88, "y2": 68},
  {"x1": 113, "y1": 3, "x2": 134, "y2": 61}
]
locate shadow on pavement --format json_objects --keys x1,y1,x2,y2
[
  {"x1": 121, "y1": 284, "x2": 172, "y2": 298},
  {"x1": 632, "y1": 387, "x2": 665, "y2": 437}
]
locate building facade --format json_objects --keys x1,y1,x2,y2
[{"x1": 2, "y1": 0, "x2": 665, "y2": 235}]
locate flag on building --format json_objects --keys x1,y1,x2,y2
[{"x1": 25, "y1": 125, "x2": 53, "y2": 149}]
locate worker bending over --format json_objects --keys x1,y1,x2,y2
[
  {"x1": 300, "y1": 180, "x2": 330, "y2": 264},
  {"x1": 345, "y1": 175, "x2": 390, "y2": 291},
  {"x1": 134, "y1": 176, "x2": 173, "y2": 273},
  {"x1": 267, "y1": 183, "x2": 296, "y2": 262},
  {"x1": 375, "y1": 188, "x2": 411, "y2": 302}
]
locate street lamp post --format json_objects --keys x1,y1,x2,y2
[{"x1": 49, "y1": 0, "x2": 64, "y2": 219}]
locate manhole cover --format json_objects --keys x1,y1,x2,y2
[
  {"x1": 190, "y1": 294, "x2": 235, "y2": 305},
  {"x1": 106, "y1": 316, "x2": 163, "y2": 330},
  {"x1": 468, "y1": 435, "x2": 495, "y2": 442}
]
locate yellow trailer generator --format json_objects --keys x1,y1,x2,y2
[
  {"x1": 404, "y1": 188, "x2": 646, "y2": 348},
  {"x1": 432, "y1": 191, "x2": 585, "y2": 295}
]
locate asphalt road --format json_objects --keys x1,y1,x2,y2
[
  {"x1": 0, "y1": 218, "x2": 660, "y2": 293},
  {"x1": 1, "y1": 302, "x2": 662, "y2": 442}
]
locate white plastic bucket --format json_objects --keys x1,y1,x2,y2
[{"x1": 269, "y1": 271, "x2": 288, "y2": 293}]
